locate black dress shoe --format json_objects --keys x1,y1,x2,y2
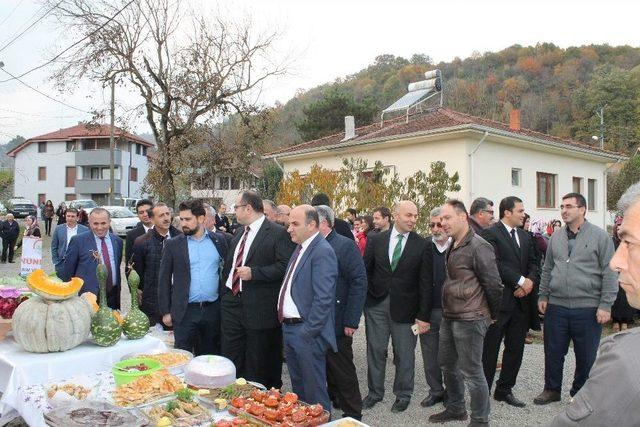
[
  {"x1": 361, "y1": 395, "x2": 381, "y2": 410},
  {"x1": 420, "y1": 394, "x2": 444, "y2": 407},
  {"x1": 390, "y1": 399, "x2": 409, "y2": 413},
  {"x1": 533, "y1": 389, "x2": 561, "y2": 405},
  {"x1": 428, "y1": 409, "x2": 469, "y2": 423},
  {"x1": 494, "y1": 392, "x2": 526, "y2": 408}
]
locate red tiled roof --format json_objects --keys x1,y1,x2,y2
[
  {"x1": 265, "y1": 108, "x2": 624, "y2": 159},
  {"x1": 7, "y1": 123, "x2": 154, "y2": 157}
]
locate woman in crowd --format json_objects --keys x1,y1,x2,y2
[
  {"x1": 55, "y1": 202, "x2": 67, "y2": 226},
  {"x1": 522, "y1": 213, "x2": 531, "y2": 231},
  {"x1": 356, "y1": 215, "x2": 374, "y2": 257},
  {"x1": 43, "y1": 200, "x2": 55, "y2": 236},
  {"x1": 16, "y1": 215, "x2": 41, "y2": 250},
  {"x1": 611, "y1": 215, "x2": 634, "y2": 331}
]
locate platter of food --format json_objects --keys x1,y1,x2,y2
[
  {"x1": 44, "y1": 400, "x2": 149, "y2": 426},
  {"x1": 137, "y1": 388, "x2": 213, "y2": 427},
  {"x1": 189, "y1": 377, "x2": 266, "y2": 410},
  {"x1": 112, "y1": 369, "x2": 184, "y2": 407},
  {"x1": 120, "y1": 349, "x2": 193, "y2": 374}
]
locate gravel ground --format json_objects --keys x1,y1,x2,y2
[{"x1": 1, "y1": 231, "x2": 575, "y2": 426}]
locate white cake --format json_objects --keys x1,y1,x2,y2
[{"x1": 185, "y1": 355, "x2": 236, "y2": 388}]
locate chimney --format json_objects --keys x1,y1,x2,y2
[
  {"x1": 342, "y1": 116, "x2": 356, "y2": 141},
  {"x1": 509, "y1": 109, "x2": 521, "y2": 131}
]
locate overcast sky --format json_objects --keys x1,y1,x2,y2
[{"x1": 1, "y1": 0, "x2": 638, "y2": 142}]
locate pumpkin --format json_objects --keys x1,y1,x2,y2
[
  {"x1": 122, "y1": 269, "x2": 149, "y2": 339},
  {"x1": 26, "y1": 269, "x2": 83, "y2": 301},
  {"x1": 82, "y1": 292, "x2": 123, "y2": 325},
  {"x1": 12, "y1": 295, "x2": 92, "y2": 352},
  {"x1": 90, "y1": 261, "x2": 122, "y2": 346}
]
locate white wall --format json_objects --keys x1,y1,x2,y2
[{"x1": 118, "y1": 143, "x2": 150, "y2": 198}]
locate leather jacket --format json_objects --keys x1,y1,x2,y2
[{"x1": 443, "y1": 228, "x2": 503, "y2": 321}]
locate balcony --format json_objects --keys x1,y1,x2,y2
[
  {"x1": 75, "y1": 149, "x2": 122, "y2": 166},
  {"x1": 75, "y1": 179, "x2": 121, "y2": 194}
]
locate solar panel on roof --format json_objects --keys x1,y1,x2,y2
[{"x1": 383, "y1": 88, "x2": 431, "y2": 113}]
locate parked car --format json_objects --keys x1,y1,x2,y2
[
  {"x1": 0, "y1": 202, "x2": 6, "y2": 215},
  {"x1": 8, "y1": 201, "x2": 37, "y2": 218},
  {"x1": 101, "y1": 206, "x2": 140, "y2": 237},
  {"x1": 68, "y1": 199, "x2": 98, "y2": 214}
]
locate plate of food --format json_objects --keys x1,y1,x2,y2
[
  {"x1": 189, "y1": 377, "x2": 266, "y2": 410},
  {"x1": 120, "y1": 349, "x2": 193, "y2": 374},
  {"x1": 112, "y1": 369, "x2": 184, "y2": 407},
  {"x1": 44, "y1": 400, "x2": 148, "y2": 426},
  {"x1": 137, "y1": 388, "x2": 213, "y2": 427}
]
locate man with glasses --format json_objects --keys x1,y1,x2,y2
[
  {"x1": 418, "y1": 207, "x2": 451, "y2": 408},
  {"x1": 534, "y1": 193, "x2": 617, "y2": 405},
  {"x1": 125, "y1": 199, "x2": 153, "y2": 265},
  {"x1": 469, "y1": 197, "x2": 494, "y2": 234}
]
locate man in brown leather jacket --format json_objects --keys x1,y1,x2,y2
[{"x1": 429, "y1": 199, "x2": 503, "y2": 427}]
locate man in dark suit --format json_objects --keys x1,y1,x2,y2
[
  {"x1": 125, "y1": 199, "x2": 153, "y2": 265},
  {"x1": 310, "y1": 193, "x2": 354, "y2": 241},
  {"x1": 316, "y1": 205, "x2": 367, "y2": 420},
  {"x1": 51, "y1": 208, "x2": 89, "y2": 277},
  {"x1": 158, "y1": 199, "x2": 228, "y2": 356},
  {"x1": 215, "y1": 203, "x2": 231, "y2": 233},
  {"x1": 481, "y1": 196, "x2": 538, "y2": 408},
  {"x1": 362, "y1": 201, "x2": 433, "y2": 413},
  {"x1": 61, "y1": 208, "x2": 123, "y2": 309},
  {"x1": 220, "y1": 191, "x2": 295, "y2": 389},
  {"x1": 132, "y1": 202, "x2": 181, "y2": 326},
  {"x1": 278, "y1": 205, "x2": 338, "y2": 411},
  {"x1": 0, "y1": 214, "x2": 20, "y2": 263}
]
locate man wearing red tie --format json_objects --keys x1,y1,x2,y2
[{"x1": 220, "y1": 191, "x2": 295, "y2": 389}]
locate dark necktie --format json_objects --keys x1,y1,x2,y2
[
  {"x1": 278, "y1": 245, "x2": 302, "y2": 323},
  {"x1": 99, "y1": 236, "x2": 113, "y2": 291},
  {"x1": 231, "y1": 226, "x2": 250, "y2": 295},
  {"x1": 510, "y1": 228, "x2": 520, "y2": 249}
]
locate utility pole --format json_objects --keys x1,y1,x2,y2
[
  {"x1": 596, "y1": 106, "x2": 605, "y2": 149},
  {"x1": 109, "y1": 78, "x2": 115, "y2": 206}
]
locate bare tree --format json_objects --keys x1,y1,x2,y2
[{"x1": 47, "y1": 0, "x2": 285, "y2": 206}]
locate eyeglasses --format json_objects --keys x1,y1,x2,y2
[
  {"x1": 429, "y1": 222, "x2": 442, "y2": 228},
  {"x1": 234, "y1": 204, "x2": 247, "y2": 211}
]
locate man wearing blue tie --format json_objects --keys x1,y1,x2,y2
[{"x1": 278, "y1": 205, "x2": 338, "y2": 411}]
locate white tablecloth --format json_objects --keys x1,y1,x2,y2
[{"x1": 0, "y1": 333, "x2": 166, "y2": 424}]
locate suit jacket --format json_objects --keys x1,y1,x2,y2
[
  {"x1": 220, "y1": 219, "x2": 296, "y2": 329},
  {"x1": 326, "y1": 230, "x2": 367, "y2": 335},
  {"x1": 60, "y1": 231, "x2": 123, "y2": 308},
  {"x1": 215, "y1": 214, "x2": 231, "y2": 231},
  {"x1": 286, "y1": 233, "x2": 338, "y2": 352},
  {"x1": 158, "y1": 230, "x2": 229, "y2": 325},
  {"x1": 364, "y1": 228, "x2": 432, "y2": 323},
  {"x1": 51, "y1": 223, "x2": 89, "y2": 267},
  {"x1": 0, "y1": 220, "x2": 20, "y2": 241},
  {"x1": 334, "y1": 218, "x2": 355, "y2": 241},
  {"x1": 481, "y1": 222, "x2": 538, "y2": 316},
  {"x1": 125, "y1": 223, "x2": 147, "y2": 265}
]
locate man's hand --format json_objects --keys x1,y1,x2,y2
[
  {"x1": 162, "y1": 314, "x2": 172, "y2": 327},
  {"x1": 220, "y1": 226, "x2": 227, "y2": 232},
  {"x1": 415, "y1": 319, "x2": 430, "y2": 334},
  {"x1": 514, "y1": 288, "x2": 526, "y2": 298},
  {"x1": 596, "y1": 309, "x2": 611, "y2": 324},
  {"x1": 521, "y1": 278, "x2": 534, "y2": 295},
  {"x1": 344, "y1": 327, "x2": 357, "y2": 337},
  {"x1": 236, "y1": 266, "x2": 252, "y2": 281},
  {"x1": 538, "y1": 301, "x2": 547, "y2": 314}
]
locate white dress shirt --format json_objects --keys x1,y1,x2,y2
[
  {"x1": 143, "y1": 224, "x2": 153, "y2": 233},
  {"x1": 225, "y1": 215, "x2": 266, "y2": 291},
  {"x1": 280, "y1": 231, "x2": 319, "y2": 319},
  {"x1": 388, "y1": 226, "x2": 409, "y2": 264},
  {"x1": 501, "y1": 221, "x2": 525, "y2": 287},
  {"x1": 66, "y1": 224, "x2": 78, "y2": 246}
]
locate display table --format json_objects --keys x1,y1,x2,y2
[{"x1": 0, "y1": 333, "x2": 166, "y2": 424}]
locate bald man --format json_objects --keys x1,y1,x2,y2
[{"x1": 362, "y1": 201, "x2": 433, "y2": 413}]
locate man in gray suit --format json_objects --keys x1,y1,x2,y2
[
  {"x1": 551, "y1": 182, "x2": 640, "y2": 426},
  {"x1": 51, "y1": 208, "x2": 89, "y2": 277}
]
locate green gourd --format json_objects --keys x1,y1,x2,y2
[
  {"x1": 90, "y1": 257, "x2": 122, "y2": 346},
  {"x1": 122, "y1": 269, "x2": 149, "y2": 339}
]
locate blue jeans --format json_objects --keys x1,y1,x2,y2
[{"x1": 543, "y1": 304, "x2": 602, "y2": 396}]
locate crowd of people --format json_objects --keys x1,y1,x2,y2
[{"x1": 7, "y1": 185, "x2": 638, "y2": 426}]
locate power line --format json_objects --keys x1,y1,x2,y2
[
  {"x1": 0, "y1": 0, "x2": 26, "y2": 27},
  {"x1": 0, "y1": 67, "x2": 90, "y2": 114},
  {"x1": 0, "y1": 0, "x2": 64, "y2": 54},
  {"x1": 0, "y1": 107, "x2": 76, "y2": 118},
  {"x1": 0, "y1": 0, "x2": 135, "y2": 84}
]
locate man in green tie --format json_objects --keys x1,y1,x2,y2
[{"x1": 362, "y1": 201, "x2": 433, "y2": 413}]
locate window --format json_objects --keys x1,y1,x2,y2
[
  {"x1": 65, "y1": 167, "x2": 76, "y2": 187},
  {"x1": 511, "y1": 168, "x2": 521, "y2": 187},
  {"x1": 217, "y1": 176, "x2": 230, "y2": 190},
  {"x1": 536, "y1": 172, "x2": 556, "y2": 208},
  {"x1": 90, "y1": 167, "x2": 101, "y2": 179},
  {"x1": 38, "y1": 167, "x2": 46, "y2": 181},
  {"x1": 230, "y1": 177, "x2": 240, "y2": 190},
  {"x1": 38, "y1": 194, "x2": 46, "y2": 205},
  {"x1": 573, "y1": 177, "x2": 583, "y2": 194},
  {"x1": 102, "y1": 167, "x2": 121, "y2": 180},
  {"x1": 135, "y1": 144, "x2": 142, "y2": 155},
  {"x1": 360, "y1": 169, "x2": 383, "y2": 183},
  {"x1": 65, "y1": 194, "x2": 76, "y2": 201},
  {"x1": 130, "y1": 167, "x2": 138, "y2": 182},
  {"x1": 588, "y1": 179, "x2": 597, "y2": 210},
  {"x1": 66, "y1": 141, "x2": 76, "y2": 152},
  {"x1": 38, "y1": 142, "x2": 47, "y2": 153},
  {"x1": 142, "y1": 146, "x2": 148, "y2": 156}
]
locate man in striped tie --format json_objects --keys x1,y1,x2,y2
[{"x1": 220, "y1": 191, "x2": 296, "y2": 389}]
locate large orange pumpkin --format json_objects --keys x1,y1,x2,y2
[{"x1": 26, "y1": 270, "x2": 83, "y2": 301}]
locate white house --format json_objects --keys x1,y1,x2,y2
[
  {"x1": 8, "y1": 123, "x2": 153, "y2": 206},
  {"x1": 190, "y1": 173, "x2": 259, "y2": 208},
  {"x1": 264, "y1": 107, "x2": 627, "y2": 229}
]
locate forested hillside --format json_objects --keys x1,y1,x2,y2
[{"x1": 271, "y1": 43, "x2": 640, "y2": 154}]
